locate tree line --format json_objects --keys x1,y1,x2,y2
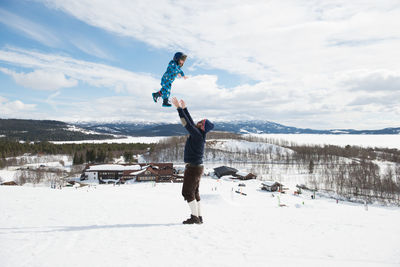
[{"x1": 0, "y1": 140, "x2": 153, "y2": 168}]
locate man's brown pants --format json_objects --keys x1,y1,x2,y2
[{"x1": 182, "y1": 164, "x2": 204, "y2": 202}]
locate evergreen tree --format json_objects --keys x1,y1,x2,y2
[{"x1": 123, "y1": 151, "x2": 133, "y2": 163}]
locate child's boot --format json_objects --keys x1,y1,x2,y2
[
  {"x1": 162, "y1": 98, "x2": 172, "y2": 107},
  {"x1": 152, "y1": 92, "x2": 161, "y2": 103}
]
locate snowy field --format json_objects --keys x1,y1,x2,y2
[
  {"x1": 248, "y1": 134, "x2": 400, "y2": 149},
  {"x1": 1, "y1": 178, "x2": 399, "y2": 267}
]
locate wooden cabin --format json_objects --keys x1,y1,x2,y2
[
  {"x1": 233, "y1": 171, "x2": 257, "y2": 180},
  {"x1": 261, "y1": 181, "x2": 283, "y2": 192}
]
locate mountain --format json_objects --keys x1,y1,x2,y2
[
  {"x1": 76, "y1": 120, "x2": 400, "y2": 136},
  {"x1": 0, "y1": 119, "x2": 398, "y2": 141},
  {"x1": 0, "y1": 119, "x2": 115, "y2": 141}
]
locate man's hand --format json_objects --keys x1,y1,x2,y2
[
  {"x1": 183, "y1": 76, "x2": 188, "y2": 80},
  {"x1": 171, "y1": 97, "x2": 180, "y2": 108},
  {"x1": 179, "y1": 100, "x2": 186, "y2": 109}
]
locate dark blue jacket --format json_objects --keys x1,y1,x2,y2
[{"x1": 177, "y1": 108, "x2": 214, "y2": 165}]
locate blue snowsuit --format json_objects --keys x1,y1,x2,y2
[{"x1": 160, "y1": 60, "x2": 185, "y2": 100}]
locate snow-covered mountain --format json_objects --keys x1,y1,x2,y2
[
  {"x1": 76, "y1": 120, "x2": 400, "y2": 136},
  {"x1": 1, "y1": 119, "x2": 399, "y2": 141}
]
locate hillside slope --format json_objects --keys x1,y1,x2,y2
[{"x1": 0, "y1": 179, "x2": 399, "y2": 267}]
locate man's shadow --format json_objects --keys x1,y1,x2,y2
[{"x1": 0, "y1": 223, "x2": 182, "y2": 234}]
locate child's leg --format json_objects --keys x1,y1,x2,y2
[{"x1": 160, "y1": 83, "x2": 171, "y2": 100}]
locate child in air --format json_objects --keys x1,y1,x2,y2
[{"x1": 152, "y1": 52, "x2": 188, "y2": 107}]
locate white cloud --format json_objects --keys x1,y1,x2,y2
[
  {"x1": 0, "y1": 68, "x2": 77, "y2": 91},
  {"x1": 0, "y1": 46, "x2": 398, "y2": 129},
  {"x1": 0, "y1": 47, "x2": 159, "y2": 94},
  {"x1": 39, "y1": 0, "x2": 400, "y2": 81},
  {"x1": 69, "y1": 37, "x2": 112, "y2": 60},
  {"x1": 0, "y1": 96, "x2": 36, "y2": 117},
  {"x1": 28, "y1": 0, "x2": 400, "y2": 129},
  {"x1": 0, "y1": 8, "x2": 61, "y2": 47}
]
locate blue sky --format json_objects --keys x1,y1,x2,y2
[{"x1": 0, "y1": 0, "x2": 399, "y2": 129}]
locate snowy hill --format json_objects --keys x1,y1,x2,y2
[
  {"x1": 1, "y1": 119, "x2": 399, "y2": 141},
  {"x1": 1, "y1": 133, "x2": 400, "y2": 266},
  {"x1": 76, "y1": 120, "x2": 400, "y2": 136},
  {"x1": 1, "y1": 179, "x2": 399, "y2": 267},
  {"x1": 0, "y1": 119, "x2": 115, "y2": 141}
]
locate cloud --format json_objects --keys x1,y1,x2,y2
[
  {"x1": 0, "y1": 47, "x2": 159, "y2": 93},
  {"x1": 0, "y1": 96, "x2": 36, "y2": 117},
  {"x1": 0, "y1": 46, "x2": 398, "y2": 129},
  {"x1": 34, "y1": 0, "x2": 400, "y2": 129},
  {"x1": 39, "y1": 0, "x2": 400, "y2": 82},
  {"x1": 0, "y1": 68, "x2": 77, "y2": 91},
  {"x1": 344, "y1": 71, "x2": 400, "y2": 92},
  {"x1": 69, "y1": 37, "x2": 113, "y2": 60},
  {"x1": 0, "y1": 8, "x2": 61, "y2": 47}
]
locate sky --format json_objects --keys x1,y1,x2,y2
[{"x1": 0, "y1": 0, "x2": 399, "y2": 130}]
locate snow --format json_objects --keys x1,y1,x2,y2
[
  {"x1": 208, "y1": 139, "x2": 294, "y2": 154},
  {"x1": 261, "y1": 180, "x2": 280, "y2": 187},
  {"x1": 86, "y1": 164, "x2": 141, "y2": 171},
  {"x1": 235, "y1": 171, "x2": 249, "y2": 176},
  {"x1": 1, "y1": 178, "x2": 399, "y2": 267},
  {"x1": 0, "y1": 169, "x2": 16, "y2": 182},
  {"x1": 1, "y1": 134, "x2": 400, "y2": 266},
  {"x1": 0, "y1": 155, "x2": 73, "y2": 182},
  {"x1": 51, "y1": 136, "x2": 166, "y2": 144},
  {"x1": 65, "y1": 125, "x2": 104, "y2": 135},
  {"x1": 248, "y1": 134, "x2": 400, "y2": 149}
]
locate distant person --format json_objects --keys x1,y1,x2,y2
[
  {"x1": 152, "y1": 52, "x2": 188, "y2": 107},
  {"x1": 171, "y1": 97, "x2": 214, "y2": 224}
]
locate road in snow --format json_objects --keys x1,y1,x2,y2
[{"x1": 1, "y1": 178, "x2": 399, "y2": 267}]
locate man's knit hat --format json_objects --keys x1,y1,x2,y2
[{"x1": 199, "y1": 119, "x2": 214, "y2": 133}]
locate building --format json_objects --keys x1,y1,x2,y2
[
  {"x1": 81, "y1": 163, "x2": 176, "y2": 184},
  {"x1": 213, "y1": 166, "x2": 238, "y2": 178},
  {"x1": 233, "y1": 171, "x2": 257, "y2": 180},
  {"x1": 261, "y1": 181, "x2": 283, "y2": 192}
]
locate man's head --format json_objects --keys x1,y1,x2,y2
[{"x1": 196, "y1": 119, "x2": 214, "y2": 133}]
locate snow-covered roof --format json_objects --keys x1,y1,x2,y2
[
  {"x1": 129, "y1": 169, "x2": 147, "y2": 176},
  {"x1": 86, "y1": 164, "x2": 141, "y2": 171},
  {"x1": 261, "y1": 181, "x2": 282, "y2": 187},
  {"x1": 235, "y1": 171, "x2": 249, "y2": 177}
]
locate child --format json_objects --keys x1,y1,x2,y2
[{"x1": 152, "y1": 52, "x2": 188, "y2": 107}]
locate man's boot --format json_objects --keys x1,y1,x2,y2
[{"x1": 183, "y1": 214, "x2": 201, "y2": 224}]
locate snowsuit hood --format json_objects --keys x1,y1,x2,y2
[{"x1": 173, "y1": 52, "x2": 187, "y2": 64}]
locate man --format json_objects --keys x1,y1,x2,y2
[{"x1": 171, "y1": 97, "x2": 214, "y2": 224}]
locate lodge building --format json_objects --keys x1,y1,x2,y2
[{"x1": 81, "y1": 163, "x2": 179, "y2": 184}]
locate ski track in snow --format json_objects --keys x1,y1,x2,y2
[{"x1": 1, "y1": 178, "x2": 399, "y2": 267}]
